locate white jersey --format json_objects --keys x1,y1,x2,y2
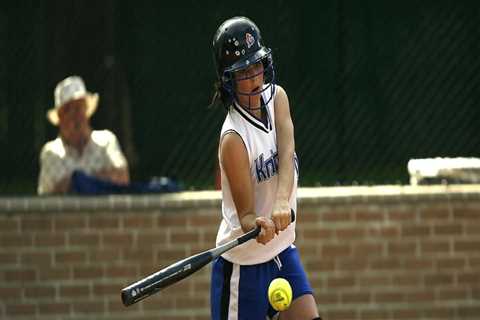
[{"x1": 216, "y1": 85, "x2": 299, "y2": 265}]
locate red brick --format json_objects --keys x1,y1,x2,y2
[
  {"x1": 355, "y1": 211, "x2": 384, "y2": 222},
  {"x1": 4, "y1": 269, "x2": 37, "y2": 282},
  {"x1": 103, "y1": 233, "x2": 134, "y2": 246},
  {"x1": 437, "y1": 289, "x2": 468, "y2": 300},
  {"x1": 453, "y1": 209, "x2": 479, "y2": 220},
  {"x1": 38, "y1": 303, "x2": 70, "y2": 315},
  {"x1": 137, "y1": 232, "x2": 168, "y2": 247},
  {"x1": 433, "y1": 224, "x2": 462, "y2": 235},
  {"x1": 89, "y1": 249, "x2": 121, "y2": 263},
  {"x1": 21, "y1": 217, "x2": 52, "y2": 232},
  {"x1": 322, "y1": 244, "x2": 351, "y2": 257},
  {"x1": 457, "y1": 273, "x2": 480, "y2": 284},
  {"x1": 326, "y1": 310, "x2": 357, "y2": 320},
  {"x1": 374, "y1": 291, "x2": 405, "y2": 303},
  {"x1": 203, "y1": 230, "x2": 218, "y2": 243},
  {"x1": 38, "y1": 267, "x2": 71, "y2": 281},
  {"x1": 107, "y1": 299, "x2": 141, "y2": 312},
  {"x1": 392, "y1": 309, "x2": 421, "y2": 319},
  {"x1": 176, "y1": 296, "x2": 208, "y2": 308},
  {"x1": 0, "y1": 234, "x2": 33, "y2": 247},
  {"x1": 303, "y1": 228, "x2": 333, "y2": 240},
  {"x1": 392, "y1": 275, "x2": 422, "y2": 286},
  {"x1": 368, "y1": 225, "x2": 399, "y2": 238},
  {"x1": 54, "y1": 216, "x2": 87, "y2": 231},
  {"x1": 420, "y1": 208, "x2": 450, "y2": 220},
  {"x1": 389, "y1": 210, "x2": 415, "y2": 221},
  {"x1": 472, "y1": 288, "x2": 480, "y2": 299},
  {"x1": 401, "y1": 225, "x2": 430, "y2": 237},
  {"x1": 424, "y1": 274, "x2": 454, "y2": 286},
  {"x1": 70, "y1": 233, "x2": 100, "y2": 246},
  {"x1": 322, "y1": 211, "x2": 351, "y2": 222},
  {"x1": 327, "y1": 276, "x2": 355, "y2": 288},
  {"x1": 405, "y1": 290, "x2": 435, "y2": 302},
  {"x1": 420, "y1": 241, "x2": 450, "y2": 254},
  {"x1": 458, "y1": 306, "x2": 480, "y2": 317},
  {"x1": 55, "y1": 251, "x2": 86, "y2": 264},
  {"x1": 423, "y1": 307, "x2": 455, "y2": 319},
  {"x1": 105, "y1": 266, "x2": 137, "y2": 278},
  {"x1": 123, "y1": 248, "x2": 154, "y2": 263},
  {"x1": 337, "y1": 259, "x2": 368, "y2": 271},
  {"x1": 93, "y1": 283, "x2": 119, "y2": 296},
  {"x1": 387, "y1": 242, "x2": 416, "y2": 255},
  {"x1": 0, "y1": 217, "x2": 19, "y2": 232},
  {"x1": 470, "y1": 257, "x2": 480, "y2": 268},
  {"x1": 20, "y1": 252, "x2": 52, "y2": 266},
  {"x1": 0, "y1": 252, "x2": 17, "y2": 264},
  {"x1": 360, "y1": 309, "x2": 390, "y2": 320},
  {"x1": 404, "y1": 258, "x2": 433, "y2": 270},
  {"x1": 59, "y1": 285, "x2": 90, "y2": 298},
  {"x1": 336, "y1": 227, "x2": 365, "y2": 239},
  {"x1": 0, "y1": 287, "x2": 22, "y2": 300},
  {"x1": 465, "y1": 223, "x2": 480, "y2": 235},
  {"x1": 141, "y1": 296, "x2": 179, "y2": 310},
  {"x1": 305, "y1": 259, "x2": 335, "y2": 272},
  {"x1": 123, "y1": 214, "x2": 155, "y2": 228},
  {"x1": 358, "y1": 276, "x2": 390, "y2": 287},
  {"x1": 157, "y1": 214, "x2": 188, "y2": 226},
  {"x1": 170, "y1": 230, "x2": 201, "y2": 244},
  {"x1": 297, "y1": 244, "x2": 319, "y2": 256},
  {"x1": 436, "y1": 258, "x2": 465, "y2": 269},
  {"x1": 341, "y1": 292, "x2": 371, "y2": 303},
  {"x1": 155, "y1": 248, "x2": 188, "y2": 261},
  {"x1": 315, "y1": 292, "x2": 339, "y2": 304},
  {"x1": 370, "y1": 258, "x2": 401, "y2": 270},
  {"x1": 454, "y1": 240, "x2": 480, "y2": 252},
  {"x1": 34, "y1": 234, "x2": 66, "y2": 246},
  {"x1": 73, "y1": 266, "x2": 103, "y2": 279},
  {"x1": 188, "y1": 215, "x2": 218, "y2": 227},
  {"x1": 299, "y1": 211, "x2": 320, "y2": 223},
  {"x1": 89, "y1": 216, "x2": 119, "y2": 229},
  {"x1": 353, "y1": 243, "x2": 383, "y2": 257},
  {"x1": 72, "y1": 301, "x2": 105, "y2": 314},
  {"x1": 25, "y1": 285, "x2": 56, "y2": 298},
  {"x1": 6, "y1": 303, "x2": 36, "y2": 316}
]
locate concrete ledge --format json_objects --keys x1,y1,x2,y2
[{"x1": 1, "y1": 185, "x2": 480, "y2": 213}]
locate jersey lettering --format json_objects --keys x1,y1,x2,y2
[{"x1": 255, "y1": 149, "x2": 278, "y2": 183}]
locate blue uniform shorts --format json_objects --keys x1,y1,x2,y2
[{"x1": 210, "y1": 245, "x2": 313, "y2": 320}]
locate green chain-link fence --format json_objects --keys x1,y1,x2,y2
[{"x1": 1, "y1": 0, "x2": 479, "y2": 194}]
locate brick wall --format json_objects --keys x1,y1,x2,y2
[{"x1": 0, "y1": 186, "x2": 479, "y2": 320}]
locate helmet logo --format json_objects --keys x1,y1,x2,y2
[{"x1": 245, "y1": 33, "x2": 255, "y2": 48}]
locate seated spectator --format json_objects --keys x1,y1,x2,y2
[{"x1": 38, "y1": 75, "x2": 129, "y2": 195}]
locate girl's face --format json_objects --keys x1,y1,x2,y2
[{"x1": 234, "y1": 62, "x2": 264, "y2": 110}]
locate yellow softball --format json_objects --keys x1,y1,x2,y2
[{"x1": 268, "y1": 278, "x2": 292, "y2": 311}]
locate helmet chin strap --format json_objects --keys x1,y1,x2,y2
[{"x1": 234, "y1": 94, "x2": 264, "y2": 112}]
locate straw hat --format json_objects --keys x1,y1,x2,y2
[{"x1": 47, "y1": 76, "x2": 99, "y2": 126}]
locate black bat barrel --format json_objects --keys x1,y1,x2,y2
[{"x1": 121, "y1": 251, "x2": 213, "y2": 306}]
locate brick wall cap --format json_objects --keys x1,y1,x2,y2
[{"x1": 1, "y1": 185, "x2": 480, "y2": 213}]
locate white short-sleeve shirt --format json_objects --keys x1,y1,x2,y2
[{"x1": 37, "y1": 130, "x2": 128, "y2": 194}]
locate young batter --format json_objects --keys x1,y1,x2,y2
[{"x1": 210, "y1": 16, "x2": 321, "y2": 320}]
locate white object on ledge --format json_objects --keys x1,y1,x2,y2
[{"x1": 408, "y1": 157, "x2": 480, "y2": 185}]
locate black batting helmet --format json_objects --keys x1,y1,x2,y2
[{"x1": 212, "y1": 16, "x2": 275, "y2": 109}]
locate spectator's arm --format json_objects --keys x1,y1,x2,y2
[
  {"x1": 38, "y1": 146, "x2": 71, "y2": 195},
  {"x1": 95, "y1": 131, "x2": 130, "y2": 185},
  {"x1": 95, "y1": 167, "x2": 129, "y2": 185}
]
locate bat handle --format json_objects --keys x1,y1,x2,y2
[{"x1": 237, "y1": 209, "x2": 296, "y2": 245}]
